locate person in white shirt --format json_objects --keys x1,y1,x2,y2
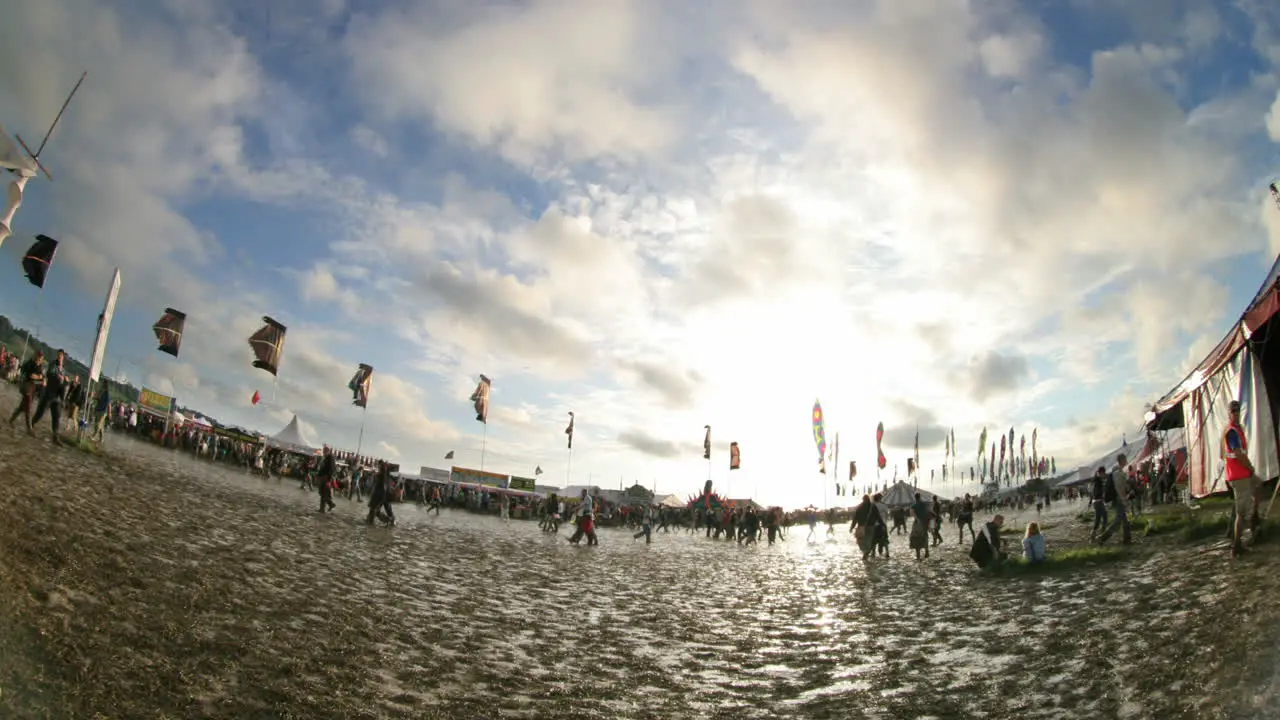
[{"x1": 633, "y1": 504, "x2": 655, "y2": 544}]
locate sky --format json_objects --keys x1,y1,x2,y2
[{"x1": 3, "y1": 0, "x2": 1280, "y2": 508}]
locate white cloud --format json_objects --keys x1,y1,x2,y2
[{"x1": 3, "y1": 0, "x2": 1279, "y2": 507}]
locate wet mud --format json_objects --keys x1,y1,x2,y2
[{"x1": 1, "y1": 389, "x2": 1278, "y2": 719}]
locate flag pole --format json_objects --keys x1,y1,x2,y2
[
  {"x1": 355, "y1": 405, "x2": 367, "y2": 458},
  {"x1": 19, "y1": 286, "x2": 46, "y2": 364},
  {"x1": 566, "y1": 445, "x2": 573, "y2": 486},
  {"x1": 480, "y1": 422, "x2": 489, "y2": 471}
]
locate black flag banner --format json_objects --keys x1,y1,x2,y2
[
  {"x1": 729, "y1": 441, "x2": 741, "y2": 470},
  {"x1": 22, "y1": 234, "x2": 57, "y2": 289},
  {"x1": 565, "y1": 411, "x2": 575, "y2": 449},
  {"x1": 153, "y1": 307, "x2": 186, "y2": 357},
  {"x1": 247, "y1": 316, "x2": 287, "y2": 376},
  {"x1": 349, "y1": 363, "x2": 373, "y2": 407},
  {"x1": 445, "y1": 450, "x2": 455, "y2": 459},
  {"x1": 471, "y1": 374, "x2": 491, "y2": 423},
  {"x1": 849, "y1": 460, "x2": 856, "y2": 481},
  {"x1": 703, "y1": 425, "x2": 711, "y2": 460}
]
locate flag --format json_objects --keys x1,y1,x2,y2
[
  {"x1": 348, "y1": 363, "x2": 373, "y2": 408},
  {"x1": 565, "y1": 412, "x2": 575, "y2": 449},
  {"x1": 535, "y1": 465, "x2": 543, "y2": 476},
  {"x1": 251, "y1": 390, "x2": 260, "y2": 405},
  {"x1": 833, "y1": 433, "x2": 839, "y2": 484},
  {"x1": 812, "y1": 400, "x2": 827, "y2": 473},
  {"x1": 248, "y1": 316, "x2": 287, "y2": 376},
  {"x1": 876, "y1": 421, "x2": 886, "y2": 469},
  {"x1": 729, "y1": 441, "x2": 741, "y2": 470},
  {"x1": 849, "y1": 460, "x2": 857, "y2": 481},
  {"x1": 445, "y1": 450, "x2": 455, "y2": 459},
  {"x1": 703, "y1": 425, "x2": 711, "y2": 460},
  {"x1": 470, "y1": 374, "x2": 491, "y2": 423},
  {"x1": 152, "y1": 308, "x2": 186, "y2": 357},
  {"x1": 950, "y1": 428, "x2": 956, "y2": 460},
  {"x1": 86, "y1": 268, "x2": 121, "y2": 384},
  {"x1": 999, "y1": 436, "x2": 1006, "y2": 478},
  {"x1": 913, "y1": 427, "x2": 919, "y2": 474},
  {"x1": 22, "y1": 234, "x2": 57, "y2": 288},
  {"x1": 907, "y1": 458, "x2": 916, "y2": 474},
  {"x1": 978, "y1": 427, "x2": 987, "y2": 464}
]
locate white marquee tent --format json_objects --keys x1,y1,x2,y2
[{"x1": 269, "y1": 414, "x2": 319, "y2": 454}]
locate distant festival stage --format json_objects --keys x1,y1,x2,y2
[{"x1": 0, "y1": 392, "x2": 1278, "y2": 718}]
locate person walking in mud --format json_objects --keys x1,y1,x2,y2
[
  {"x1": 317, "y1": 446, "x2": 337, "y2": 514},
  {"x1": 1088, "y1": 467, "x2": 1109, "y2": 542},
  {"x1": 91, "y1": 382, "x2": 111, "y2": 443},
  {"x1": 425, "y1": 484, "x2": 442, "y2": 516},
  {"x1": 850, "y1": 494, "x2": 883, "y2": 561},
  {"x1": 30, "y1": 349, "x2": 68, "y2": 445},
  {"x1": 1222, "y1": 400, "x2": 1260, "y2": 558},
  {"x1": 567, "y1": 489, "x2": 597, "y2": 545},
  {"x1": 1096, "y1": 453, "x2": 1132, "y2": 545},
  {"x1": 633, "y1": 503, "x2": 655, "y2": 544},
  {"x1": 930, "y1": 496, "x2": 944, "y2": 547},
  {"x1": 909, "y1": 492, "x2": 932, "y2": 560},
  {"x1": 956, "y1": 493, "x2": 976, "y2": 544},
  {"x1": 8, "y1": 349, "x2": 44, "y2": 434},
  {"x1": 366, "y1": 461, "x2": 396, "y2": 526}
]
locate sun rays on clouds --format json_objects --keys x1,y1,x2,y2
[{"x1": 1, "y1": 0, "x2": 1279, "y2": 507}]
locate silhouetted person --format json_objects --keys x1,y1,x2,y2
[
  {"x1": 31, "y1": 349, "x2": 66, "y2": 444},
  {"x1": 9, "y1": 349, "x2": 44, "y2": 433}
]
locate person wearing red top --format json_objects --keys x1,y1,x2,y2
[{"x1": 1222, "y1": 400, "x2": 1258, "y2": 558}]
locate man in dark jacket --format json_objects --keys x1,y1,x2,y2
[
  {"x1": 8, "y1": 349, "x2": 44, "y2": 433},
  {"x1": 317, "y1": 446, "x2": 337, "y2": 513},
  {"x1": 366, "y1": 461, "x2": 396, "y2": 526},
  {"x1": 969, "y1": 514, "x2": 1006, "y2": 569},
  {"x1": 31, "y1": 349, "x2": 66, "y2": 443}
]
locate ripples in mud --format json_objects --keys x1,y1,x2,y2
[{"x1": 0, "y1": 399, "x2": 1278, "y2": 719}]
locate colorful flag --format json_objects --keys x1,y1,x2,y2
[
  {"x1": 251, "y1": 390, "x2": 260, "y2": 405},
  {"x1": 152, "y1": 308, "x2": 186, "y2": 358},
  {"x1": 730, "y1": 441, "x2": 741, "y2": 470},
  {"x1": 849, "y1": 461, "x2": 857, "y2": 481},
  {"x1": 348, "y1": 363, "x2": 373, "y2": 408},
  {"x1": 470, "y1": 374, "x2": 491, "y2": 423},
  {"x1": 978, "y1": 427, "x2": 987, "y2": 464},
  {"x1": 812, "y1": 400, "x2": 827, "y2": 473},
  {"x1": 565, "y1": 412, "x2": 575, "y2": 449},
  {"x1": 907, "y1": 458, "x2": 916, "y2": 474},
  {"x1": 950, "y1": 428, "x2": 956, "y2": 460},
  {"x1": 876, "y1": 422, "x2": 886, "y2": 469},
  {"x1": 22, "y1": 234, "x2": 57, "y2": 288},
  {"x1": 248, "y1": 316, "x2": 287, "y2": 376},
  {"x1": 703, "y1": 425, "x2": 711, "y2": 460}
]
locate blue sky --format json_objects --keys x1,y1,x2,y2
[{"x1": 3, "y1": 0, "x2": 1280, "y2": 507}]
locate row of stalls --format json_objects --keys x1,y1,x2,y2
[{"x1": 1144, "y1": 255, "x2": 1280, "y2": 497}]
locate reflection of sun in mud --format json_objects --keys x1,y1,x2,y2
[{"x1": 0, "y1": 393, "x2": 1278, "y2": 718}]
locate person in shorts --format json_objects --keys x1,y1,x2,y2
[{"x1": 1223, "y1": 400, "x2": 1259, "y2": 558}]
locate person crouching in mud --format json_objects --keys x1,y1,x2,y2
[
  {"x1": 568, "y1": 489, "x2": 597, "y2": 545},
  {"x1": 366, "y1": 461, "x2": 396, "y2": 526},
  {"x1": 969, "y1": 514, "x2": 1006, "y2": 570}
]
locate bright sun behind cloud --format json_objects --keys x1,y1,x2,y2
[{"x1": 1, "y1": 0, "x2": 1279, "y2": 508}]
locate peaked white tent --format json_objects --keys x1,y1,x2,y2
[
  {"x1": 880, "y1": 480, "x2": 941, "y2": 506},
  {"x1": 270, "y1": 414, "x2": 319, "y2": 454}
]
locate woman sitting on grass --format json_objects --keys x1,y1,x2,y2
[{"x1": 1023, "y1": 522, "x2": 1046, "y2": 564}]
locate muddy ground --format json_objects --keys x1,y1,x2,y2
[{"x1": 1, "y1": 389, "x2": 1278, "y2": 719}]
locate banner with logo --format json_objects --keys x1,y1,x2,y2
[{"x1": 137, "y1": 387, "x2": 174, "y2": 418}]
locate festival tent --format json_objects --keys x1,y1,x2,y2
[
  {"x1": 1145, "y1": 255, "x2": 1280, "y2": 497},
  {"x1": 879, "y1": 480, "x2": 941, "y2": 506},
  {"x1": 269, "y1": 414, "x2": 319, "y2": 454},
  {"x1": 658, "y1": 494, "x2": 686, "y2": 508}
]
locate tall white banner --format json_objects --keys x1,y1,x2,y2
[{"x1": 87, "y1": 267, "x2": 121, "y2": 383}]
